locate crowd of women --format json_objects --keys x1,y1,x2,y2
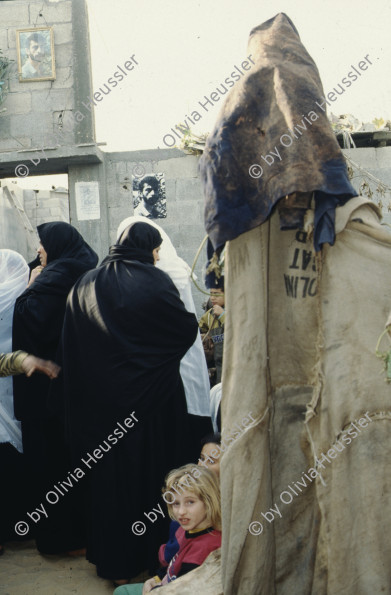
[{"x1": 0, "y1": 216, "x2": 225, "y2": 591}]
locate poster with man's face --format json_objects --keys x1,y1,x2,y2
[
  {"x1": 132, "y1": 173, "x2": 167, "y2": 219},
  {"x1": 16, "y1": 27, "x2": 56, "y2": 82}
]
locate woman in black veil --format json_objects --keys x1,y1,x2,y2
[
  {"x1": 12, "y1": 221, "x2": 98, "y2": 555},
  {"x1": 55, "y1": 222, "x2": 199, "y2": 582}
]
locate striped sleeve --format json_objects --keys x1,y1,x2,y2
[{"x1": 0, "y1": 351, "x2": 29, "y2": 377}]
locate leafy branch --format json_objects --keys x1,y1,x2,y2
[{"x1": 0, "y1": 49, "x2": 14, "y2": 107}]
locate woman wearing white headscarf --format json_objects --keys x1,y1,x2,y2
[
  {"x1": 117, "y1": 217, "x2": 212, "y2": 437},
  {"x1": 0, "y1": 249, "x2": 29, "y2": 552}
]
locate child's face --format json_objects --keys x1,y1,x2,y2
[
  {"x1": 198, "y1": 443, "x2": 220, "y2": 477},
  {"x1": 210, "y1": 289, "x2": 224, "y2": 308},
  {"x1": 171, "y1": 490, "x2": 208, "y2": 532}
]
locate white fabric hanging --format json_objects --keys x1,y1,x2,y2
[
  {"x1": 117, "y1": 216, "x2": 211, "y2": 417},
  {"x1": 210, "y1": 382, "x2": 222, "y2": 433},
  {"x1": 0, "y1": 249, "x2": 29, "y2": 452}
]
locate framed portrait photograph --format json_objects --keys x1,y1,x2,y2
[
  {"x1": 16, "y1": 27, "x2": 56, "y2": 82},
  {"x1": 132, "y1": 173, "x2": 167, "y2": 219}
]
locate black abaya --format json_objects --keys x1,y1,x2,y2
[
  {"x1": 12, "y1": 222, "x2": 98, "y2": 554},
  {"x1": 13, "y1": 222, "x2": 98, "y2": 421},
  {"x1": 55, "y1": 223, "x2": 199, "y2": 579}
]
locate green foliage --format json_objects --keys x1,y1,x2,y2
[
  {"x1": 177, "y1": 126, "x2": 208, "y2": 155},
  {"x1": 0, "y1": 49, "x2": 13, "y2": 106},
  {"x1": 373, "y1": 117, "x2": 385, "y2": 129}
]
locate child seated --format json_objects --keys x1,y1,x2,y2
[{"x1": 114, "y1": 464, "x2": 221, "y2": 594}]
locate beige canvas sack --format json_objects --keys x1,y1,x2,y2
[
  {"x1": 163, "y1": 197, "x2": 391, "y2": 594},
  {"x1": 220, "y1": 196, "x2": 391, "y2": 594}
]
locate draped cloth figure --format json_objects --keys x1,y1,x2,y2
[
  {"x1": 55, "y1": 222, "x2": 199, "y2": 580},
  {"x1": 199, "y1": 12, "x2": 357, "y2": 251}
]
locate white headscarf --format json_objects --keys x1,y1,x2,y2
[
  {"x1": 0, "y1": 250, "x2": 29, "y2": 452},
  {"x1": 117, "y1": 217, "x2": 211, "y2": 417}
]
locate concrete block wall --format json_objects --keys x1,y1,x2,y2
[
  {"x1": 0, "y1": 182, "x2": 69, "y2": 261},
  {"x1": 343, "y1": 147, "x2": 391, "y2": 224},
  {"x1": 70, "y1": 148, "x2": 210, "y2": 315},
  {"x1": 0, "y1": 0, "x2": 94, "y2": 155},
  {"x1": 23, "y1": 187, "x2": 69, "y2": 227},
  {"x1": 0, "y1": 185, "x2": 32, "y2": 261},
  {"x1": 67, "y1": 146, "x2": 391, "y2": 316}
]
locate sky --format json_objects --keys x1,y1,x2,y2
[
  {"x1": 85, "y1": 0, "x2": 391, "y2": 152},
  {"x1": 15, "y1": 0, "x2": 391, "y2": 189}
]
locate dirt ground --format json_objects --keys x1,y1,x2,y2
[{"x1": 0, "y1": 541, "x2": 148, "y2": 595}]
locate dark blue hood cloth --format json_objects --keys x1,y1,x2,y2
[{"x1": 199, "y1": 13, "x2": 357, "y2": 252}]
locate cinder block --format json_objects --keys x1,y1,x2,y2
[
  {"x1": 107, "y1": 205, "x2": 132, "y2": 241},
  {"x1": 0, "y1": 29, "x2": 8, "y2": 50},
  {"x1": 29, "y1": 1, "x2": 72, "y2": 24},
  {"x1": 2, "y1": 92, "x2": 32, "y2": 115},
  {"x1": 172, "y1": 227, "x2": 205, "y2": 247},
  {"x1": 169, "y1": 201, "x2": 201, "y2": 224},
  {"x1": 53, "y1": 23, "x2": 73, "y2": 45},
  {"x1": 36, "y1": 207, "x2": 51, "y2": 217},
  {"x1": 5, "y1": 48, "x2": 17, "y2": 64},
  {"x1": 0, "y1": 138, "x2": 17, "y2": 151},
  {"x1": 10, "y1": 112, "x2": 53, "y2": 146},
  {"x1": 61, "y1": 109, "x2": 79, "y2": 130},
  {"x1": 40, "y1": 197, "x2": 60, "y2": 208},
  {"x1": 176, "y1": 178, "x2": 203, "y2": 201},
  {"x1": 0, "y1": 137, "x2": 31, "y2": 152},
  {"x1": 0, "y1": 115, "x2": 11, "y2": 138},
  {"x1": 9, "y1": 75, "x2": 52, "y2": 93},
  {"x1": 52, "y1": 43, "x2": 73, "y2": 69},
  {"x1": 374, "y1": 146, "x2": 391, "y2": 170},
  {"x1": 0, "y1": 4, "x2": 29, "y2": 26},
  {"x1": 52, "y1": 67, "x2": 73, "y2": 89},
  {"x1": 156, "y1": 154, "x2": 199, "y2": 178},
  {"x1": 114, "y1": 161, "x2": 127, "y2": 175},
  {"x1": 164, "y1": 178, "x2": 176, "y2": 200},
  {"x1": 38, "y1": 216, "x2": 58, "y2": 224},
  {"x1": 49, "y1": 207, "x2": 63, "y2": 216},
  {"x1": 343, "y1": 147, "x2": 377, "y2": 170},
  {"x1": 23, "y1": 201, "x2": 36, "y2": 213},
  {"x1": 108, "y1": 186, "x2": 131, "y2": 208},
  {"x1": 31, "y1": 89, "x2": 74, "y2": 112},
  {"x1": 126, "y1": 160, "x2": 154, "y2": 176}
]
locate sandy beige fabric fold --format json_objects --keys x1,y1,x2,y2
[{"x1": 220, "y1": 197, "x2": 391, "y2": 594}]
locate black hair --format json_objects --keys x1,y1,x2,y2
[
  {"x1": 27, "y1": 33, "x2": 45, "y2": 47},
  {"x1": 200, "y1": 432, "x2": 221, "y2": 447},
  {"x1": 138, "y1": 176, "x2": 159, "y2": 193}
]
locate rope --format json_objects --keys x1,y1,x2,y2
[
  {"x1": 189, "y1": 234, "x2": 216, "y2": 297},
  {"x1": 344, "y1": 155, "x2": 391, "y2": 194}
]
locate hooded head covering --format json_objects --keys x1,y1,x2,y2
[
  {"x1": 199, "y1": 12, "x2": 357, "y2": 250},
  {"x1": 12, "y1": 223, "x2": 98, "y2": 422},
  {"x1": 117, "y1": 216, "x2": 191, "y2": 290},
  {"x1": 0, "y1": 250, "x2": 29, "y2": 317},
  {"x1": 0, "y1": 250, "x2": 28, "y2": 452},
  {"x1": 106, "y1": 221, "x2": 162, "y2": 265},
  {"x1": 114, "y1": 217, "x2": 212, "y2": 419},
  {"x1": 38, "y1": 222, "x2": 98, "y2": 265}
]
